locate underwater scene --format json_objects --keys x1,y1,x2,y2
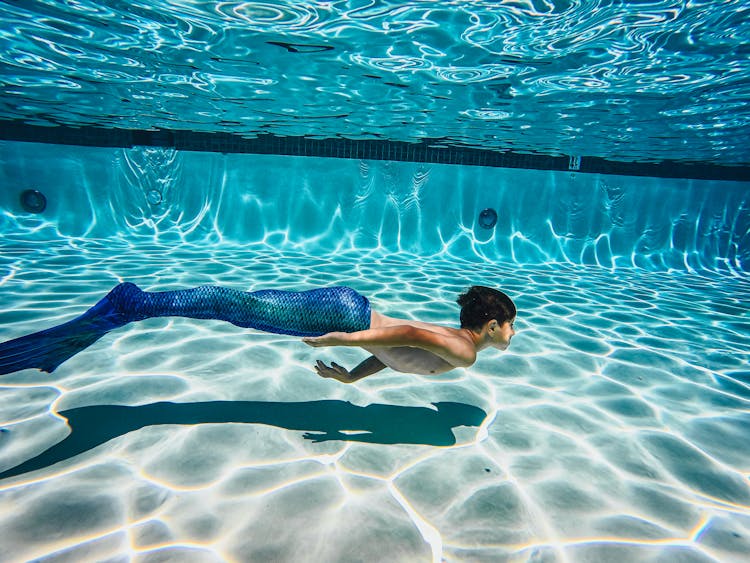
[
  {"x1": 0, "y1": 144, "x2": 748, "y2": 562},
  {"x1": 0, "y1": 0, "x2": 749, "y2": 562}
]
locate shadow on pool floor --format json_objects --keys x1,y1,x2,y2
[{"x1": 0, "y1": 399, "x2": 488, "y2": 479}]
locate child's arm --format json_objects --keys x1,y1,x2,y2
[
  {"x1": 302, "y1": 325, "x2": 476, "y2": 368},
  {"x1": 314, "y1": 355, "x2": 386, "y2": 383}
]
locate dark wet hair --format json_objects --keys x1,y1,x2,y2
[{"x1": 457, "y1": 286, "x2": 516, "y2": 330}]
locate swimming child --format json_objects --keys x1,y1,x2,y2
[{"x1": 0, "y1": 284, "x2": 516, "y2": 382}]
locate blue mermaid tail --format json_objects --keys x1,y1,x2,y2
[{"x1": 0, "y1": 282, "x2": 370, "y2": 375}]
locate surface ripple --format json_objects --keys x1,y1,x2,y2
[{"x1": 0, "y1": 1, "x2": 749, "y2": 164}]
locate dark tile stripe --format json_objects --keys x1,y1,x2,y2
[{"x1": 0, "y1": 120, "x2": 747, "y2": 181}]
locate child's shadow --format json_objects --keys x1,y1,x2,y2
[{"x1": 0, "y1": 399, "x2": 487, "y2": 479}]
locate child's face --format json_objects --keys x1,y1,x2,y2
[{"x1": 491, "y1": 318, "x2": 516, "y2": 350}]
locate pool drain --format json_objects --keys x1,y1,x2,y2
[
  {"x1": 20, "y1": 189, "x2": 47, "y2": 213},
  {"x1": 478, "y1": 208, "x2": 498, "y2": 229}
]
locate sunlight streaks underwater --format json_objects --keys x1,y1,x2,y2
[
  {"x1": 0, "y1": 0, "x2": 749, "y2": 555},
  {"x1": 1, "y1": 145, "x2": 748, "y2": 273}
]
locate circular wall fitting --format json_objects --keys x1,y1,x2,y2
[
  {"x1": 147, "y1": 190, "x2": 163, "y2": 205},
  {"x1": 20, "y1": 189, "x2": 47, "y2": 214},
  {"x1": 478, "y1": 208, "x2": 498, "y2": 229}
]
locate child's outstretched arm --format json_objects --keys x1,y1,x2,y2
[{"x1": 302, "y1": 325, "x2": 476, "y2": 368}]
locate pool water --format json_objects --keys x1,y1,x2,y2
[
  {"x1": 0, "y1": 147, "x2": 748, "y2": 562},
  {"x1": 1, "y1": 0, "x2": 749, "y2": 561}
]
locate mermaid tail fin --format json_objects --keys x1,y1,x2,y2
[{"x1": 0, "y1": 294, "x2": 128, "y2": 375}]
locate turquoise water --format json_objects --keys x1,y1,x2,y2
[
  {"x1": 1, "y1": 1, "x2": 750, "y2": 562},
  {"x1": 0, "y1": 144, "x2": 748, "y2": 562},
  {"x1": 1, "y1": 0, "x2": 749, "y2": 165},
  {"x1": 1, "y1": 144, "x2": 748, "y2": 270}
]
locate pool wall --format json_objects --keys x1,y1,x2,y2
[{"x1": 1, "y1": 141, "x2": 748, "y2": 272}]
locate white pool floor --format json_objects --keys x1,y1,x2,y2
[{"x1": 0, "y1": 242, "x2": 748, "y2": 562}]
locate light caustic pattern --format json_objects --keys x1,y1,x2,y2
[
  {"x1": 0, "y1": 1, "x2": 749, "y2": 164},
  {"x1": 0, "y1": 244, "x2": 748, "y2": 562},
  {"x1": 1, "y1": 147, "x2": 747, "y2": 273}
]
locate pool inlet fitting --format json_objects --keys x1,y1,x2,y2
[
  {"x1": 478, "y1": 208, "x2": 498, "y2": 229},
  {"x1": 147, "y1": 189, "x2": 163, "y2": 205},
  {"x1": 20, "y1": 189, "x2": 47, "y2": 214}
]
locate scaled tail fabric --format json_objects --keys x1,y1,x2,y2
[{"x1": 0, "y1": 283, "x2": 371, "y2": 375}]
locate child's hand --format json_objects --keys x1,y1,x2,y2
[{"x1": 313, "y1": 360, "x2": 353, "y2": 383}]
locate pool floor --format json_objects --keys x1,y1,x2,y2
[{"x1": 0, "y1": 243, "x2": 749, "y2": 562}]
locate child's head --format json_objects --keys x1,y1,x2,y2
[{"x1": 457, "y1": 286, "x2": 516, "y2": 331}]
